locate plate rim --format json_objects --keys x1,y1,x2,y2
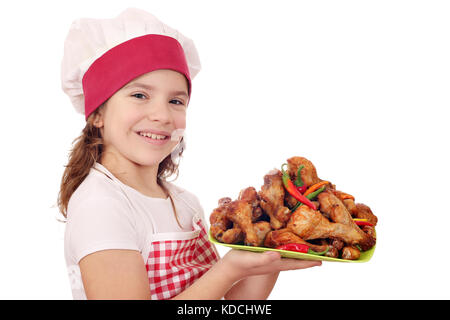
[{"x1": 208, "y1": 230, "x2": 375, "y2": 263}]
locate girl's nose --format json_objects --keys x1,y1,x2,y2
[{"x1": 146, "y1": 100, "x2": 172, "y2": 123}]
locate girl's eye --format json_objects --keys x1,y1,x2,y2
[
  {"x1": 131, "y1": 93, "x2": 185, "y2": 106},
  {"x1": 170, "y1": 99, "x2": 184, "y2": 106},
  {"x1": 132, "y1": 93, "x2": 147, "y2": 100}
]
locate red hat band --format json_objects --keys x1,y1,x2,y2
[{"x1": 82, "y1": 34, "x2": 191, "y2": 120}]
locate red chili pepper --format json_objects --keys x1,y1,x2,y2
[
  {"x1": 276, "y1": 243, "x2": 329, "y2": 256},
  {"x1": 354, "y1": 220, "x2": 374, "y2": 227},
  {"x1": 281, "y1": 164, "x2": 317, "y2": 210}
]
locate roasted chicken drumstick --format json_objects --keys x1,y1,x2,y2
[
  {"x1": 287, "y1": 156, "x2": 322, "y2": 187},
  {"x1": 318, "y1": 191, "x2": 376, "y2": 250},
  {"x1": 226, "y1": 199, "x2": 271, "y2": 247},
  {"x1": 238, "y1": 186, "x2": 263, "y2": 222},
  {"x1": 259, "y1": 170, "x2": 291, "y2": 229},
  {"x1": 287, "y1": 205, "x2": 375, "y2": 250},
  {"x1": 264, "y1": 228, "x2": 329, "y2": 253},
  {"x1": 209, "y1": 197, "x2": 233, "y2": 243}
]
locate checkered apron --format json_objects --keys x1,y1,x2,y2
[
  {"x1": 91, "y1": 164, "x2": 218, "y2": 300},
  {"x1": 145, "y1": 214, "x2": 219, "y2": 300}
]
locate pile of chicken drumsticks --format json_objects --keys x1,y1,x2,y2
[{"x1": 209, "y1": 156, "x2": 377, "y2": 260}]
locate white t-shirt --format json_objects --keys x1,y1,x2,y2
[{"x1": 64, "y1": 162, "x2": 211, "y2": 299}]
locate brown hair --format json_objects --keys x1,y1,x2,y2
[{"x1": 57, "y1": 104, "x2": 183, "y2": 219}]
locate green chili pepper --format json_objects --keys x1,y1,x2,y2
[
  {"x1": 307, "y1": 186, "x2": 326, "y2": 200},
  {"x1": 295, "y1": 165, "x2": 305, "y2": 186}
]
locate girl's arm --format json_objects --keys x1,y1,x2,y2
[
  {"x1": 223, "y1": 272, "x2": 280, "y2": 300},
  {"x1": 79, "y1": 249, "x2": 151, "y2": 300},
  {"x1": 79, "y1": 249, "x2": 320, "y2": 300}
]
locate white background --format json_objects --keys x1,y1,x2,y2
[{"x1": 0, "y1": 0, "x2": 449, "y2": 299}]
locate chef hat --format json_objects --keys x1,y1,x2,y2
[{"x1": 61, "y1": 8, "x2": 201, "y2": 120}]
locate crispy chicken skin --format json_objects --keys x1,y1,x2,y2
[
  {"x1": 218, "y1": 197, "x2": 232, "y2": 206},
  {"x1": 226, "y1": 200, "x2": 260, "y2": 246},
  {"x1": 328, "y1": 188, "x2": 358, "y2": 216},
  {"x1": 238, "y1": 187, "x2": 263, "y2": 222},
  {"x1": 329, "y1": 190, "x2": 378, "y2": 226},
  {"x1": 342, "y1": 198, "x2": 359, "y2": 217},
  {"x1": 325, "y1": 247, "x2": 339, "y2": 258},
  {"x1": 264, "y1": 229, "x2": 303, "y2": 248},
  {"x1": 253, "y1": 221, "x2": 272, "y2": 247},
  {"x1": 317, "y1": 191, "x2": 376, "y2": 250},
  {"x1": 341, "y1": 246, "x2": 361, "y2": 260},
  {"x1": 221, "y1": 215, "x2": 270, "y2": 246},
  {"x1": 287, "y1": 205, "x2": 374, "y2": 250},
  {"x1": 259, "y1": 170, "x2": 291, "y2": 229},
  {"x1": 330, "y1": 239, "x2": 345, "y2": 251},
  {"x1": 362, "y1": 225, "x2": 376, "y2": 239},
  {"x1": 238, "y1": 187, "x2": 258, "y2": 205},
  {"x1": 209, "y1": 202, "x2": 233, "y2": 243},
  {"x1": 316, "y1": 239, "x2": 340, "y2": 258},
  {"x1": 355, "y1": 203, "x2": 378, "y2": 226},
  {"x1": 317, "y1": 191, "x2": 355, "y2": 225},
  {"x1": 284, "y1": 192, "x2": 298, "y2": 209},
  {"x1": 210, "y1": 197, "x2": 245, "y2": 244},
  {"x1": 211, "y1": 190, "x2": 271, "y2": 246},
  {"x1": 221, "y1": 227, "x2": 245, "y2": 244},
  {"x1": 286, "y1": 156, "x2": 321, "y2": 187}
]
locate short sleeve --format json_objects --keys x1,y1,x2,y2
[
  {"x1": 190, "y1": 193, "x2": 208, "y2": 225},
  {"x1": 177, "y1": 188, "x2": 210, "y2": 230},
  {"x1": 65, "y1": 196, "x2": 139, "y2": 264}
]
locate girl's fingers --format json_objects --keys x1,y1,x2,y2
[
  {"x1": 252, "y1": 252, "x2": 322, "y2": 273},
  {"x1": 226, "y1": 249, "x2": 322, "y2": 275},
  {"x1": 275, "y1": 258, "x2": 322, "y2": 271},
  {"x1": 261, "y1": 251, "x2": 281, "y2": 261},
  {"x1": 262, "y1": 250, "x2": 322, "y2": 270}
]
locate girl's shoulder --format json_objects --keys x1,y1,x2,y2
[
  {"x1": 163, "y1": 181, "x2": 197, "y2": 200},
  {"x1": 162, "y1": 180, "x2": 187, "y2": 195},
  {"x1": 67, "y1": 167, "x2": 129, "y2": 213},
  {"x1": 162, "y1": 181, "x2": 203, "y2": 212}
]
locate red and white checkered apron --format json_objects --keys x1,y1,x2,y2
[{"x1": 145, "y1": 214, "x2": 219, "y2": 300}]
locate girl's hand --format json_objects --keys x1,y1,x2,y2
[{"x1": 221, "y1": 249, "x2": 322, "y2": 282}]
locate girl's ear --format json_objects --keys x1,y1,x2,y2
[{"x1": 92, "y1": 110, "x2": 104, "y2": 128}]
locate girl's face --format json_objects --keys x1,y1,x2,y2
[{"x1": 95, "y1": 69, "x2": 189, "y2": 168}]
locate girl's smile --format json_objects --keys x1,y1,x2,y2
[{"x1": 136, "y1": 129, "x2": 172, "y2": 145}]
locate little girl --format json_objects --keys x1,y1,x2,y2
[{"x1": 58, "y1": 8, "x2": 321, "y2": 300}]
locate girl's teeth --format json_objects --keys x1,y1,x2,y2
[{"x1": 139, "y1": 132, "x2": 167, "y2": 140}]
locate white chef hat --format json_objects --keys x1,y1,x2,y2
[{"x1": 61, "y1": 8, "x2": 201, "y2": 120}]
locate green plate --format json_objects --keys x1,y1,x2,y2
[{"x1": 208, "y1": 231, "x2": 375, "y2": 263}]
